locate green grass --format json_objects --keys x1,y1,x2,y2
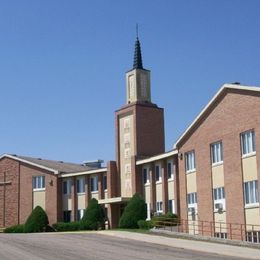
[{"x1": 112, "y1": 228, "x2": 151, "y2": 234}]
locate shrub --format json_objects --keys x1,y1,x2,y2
[
  {"x1": 4, "y1": 224, "x2": 24, "y2": 233},
  {"x1": 52, "y1": 222, "x2": 81, "y2": 232},
  {"x1": 80, "y1": 198, "x2": 105, "y2": 230},
  {"x1": 137, "y1": 220, "x2": 153, "y2": 230},
  {"x1": 119, "y1": 193, "x2": 146, "y2": 229},
  {"x1": 152, "y1": 212, "x2": 179, "y2": 227},
  {"x1": 23, "y1": 206, "x2": 49, "y2": 233}
]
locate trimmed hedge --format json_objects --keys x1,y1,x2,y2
[
  {"x1": 119, "y1": 193, "x2": 146, "y2": 229},
  {"x1": 137, "y1": 220, "x2": 153, "y2": 230},
  {"x1": 53, "y1": 222, "x2": 81, "y2": 232},
  {"x1": 24, "y1": 206, "x2": 49, "y2": 233},
  {"x1": 152, "y1": 212, "x2": 179, "y2": 227},
  {"x1": 80, "y1": 198, "x2": 105, "y2": 230},
  {"x1": 4, "y1": 224, "x2": 24, "y2": 233}
]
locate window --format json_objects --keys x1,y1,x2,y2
[
  {"x1": 213, "y1": 187, "x2": 225, "y2": 200},
  {"x1": 63, "y1": 210, "x2": 71, "y2": 222},
  {"x1": 167, "y1": 162, "x2": 173, "y2": 179},
  {"x1": 33, "y1": 176, "x2": 45, "y2": 190},
  {"x1": 241, "y1": 130, "x2": 256, "y2": 156},
  {"x1": 244, "y1": 180, "x2": 259, "y2": 205},
  {"x1": 103, "y1": 175, "x2": 107, "y2": 190},
  {"x1": 185, "y1": 151, "x2": 196, "y2": 172},
  {"x1": 155, "y1": 165, "x2": 161, "y2": 182},
  {"x1": 63, "y1": 179, "x2": 72, "y2": 195},
  {"x1": 77, "y1": 209, "x2": 85, "y2": 221},
  {"x1": 246, "y1": 231, "x2": 260, "y2": 243},
  {"x1": 156, "y1": 201, "x2": 163, "y2": 213},
  {"x1": 211, "y1": 141, "x2": 223, "y2": 164},
  {"x1": 187, "y1": 192, "x2": 197, "y2": 205},
  {"x1": 124, "y1": 134, "x2": 130, "y2": 149},
  {"x1": 90, "y1": 175, "x2": 98, "y2": 192},
  {"x1": 214, "y1": 233, "x2": 227, "y2": 239},
  {"x1": 168, "y1": 199, "x2": 175, "y2": 213},
  {"x1": 76, "y1": 177, "x2": 85, "y2": 194},
  {"x1": 143, "y1": 168, "x2": 149, "y2": 184}
]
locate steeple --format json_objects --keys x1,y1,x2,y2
[{"x1": 133, "y1": 37, "x2": 143, "y2": 69}]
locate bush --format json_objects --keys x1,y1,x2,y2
[
  {"x1": 80, "y1": 198, "x2": 105, "y2": 230},
  {"x1": 119, "y1": 193, "x2": 146, "y2": 229},
  {"x1": 4, "y1": 224, "x2": 24, "y2": 233},
  {"x1": 23, "y1": 206, "x2": 49, "y2": 233},
  {"x1": 152, "y1": 212, "x2": 179, "y2": 227},
  {"x1": 52, "y1": 222, "x2": 81, "y2": 232},
  {"x1": 137, "y1": 220, "x2": 153, "y2": 230}
]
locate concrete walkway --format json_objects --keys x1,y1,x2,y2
[{"x1": 98, "y1": 230, "x2": 260, "y2": 259}]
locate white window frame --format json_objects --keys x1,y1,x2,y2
[
  {"x1": 241, "y1": 130, "x2": 256, "y2": 157},
  {"x1": 211, "y1": 141, "x2": 223, "y2": 165},
  {"x1": 155, "y1": 164, "x2": 162, "y2": 183},
  {"x1": 244, "y1": 180, "x2": 259, "y2": 206},
  {"x1": 77, "y1": 209, "x2": 85, "y2": 221},
  {"x1": 187, "y1": 192, "x2": 197, "y2": 209},
  {"x1": 185, "y1": 151, "x2": 196, "y2": 173},
  {"x1": 156, "y1": 201, "x2": 163, "y2": 213},
  {"x1": 33, "y1": 176, "x2": 45, "y2": 191},
  {"x1": 213, "y1": 187, "x2": 225, "y2": 211},
  {"x1": 168, "y1": 199, "x2": 175, "y2": 214},
  {"x1": 167, "y1": 160, "x2": 174, "y2": 180},
  {"x1": 143, "y1": 167, "x2": 150, "y2": 185},
  {"x1": 76, "y1": 177, "x2": 85, "y2": 194},
  {"x1": 90, "y1": 175, "x2": 98, "y2": 192},
  {"x1": 63, "y1": 179, "x2": 72, "y2": 195}
]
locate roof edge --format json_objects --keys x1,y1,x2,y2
[{"x1": 174, "y1": 83, "x2": 260, "y2": 148}]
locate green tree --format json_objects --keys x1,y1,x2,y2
[
  {"x1": 119, "y1": 193, "x2": 146, "y2": 229},
  {"x1": 23, "y1": 206, "x2": 49, "y2": 233},
  {"x1": 80, "y1": 198, "x2": 105, "y2": 230}
]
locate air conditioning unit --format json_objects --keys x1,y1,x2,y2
[{"x1": 215, "y1": 203, "x2": 223, "y2": 213}]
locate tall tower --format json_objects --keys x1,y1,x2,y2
[{"x1": 115, "y1": 37, "x2": 165, "y2": 198}]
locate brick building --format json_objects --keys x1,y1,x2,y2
[{"x1": 0, "y1": 37, "x2": 259, "y2": 242}]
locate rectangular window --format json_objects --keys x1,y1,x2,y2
[
  {"x1": 156, "y1": 201, "x2": 163, "y2": 213},
  {"x1": 187, "y1": 192, "x2": 197, "y2": 205},
  {"x1": 211, "y1": 141, "x2": 223, "y2": 164},
  {"x1": 168, "y1": 199, "x2": 175, "y2": 213},
  {"x1": 213, "y1": 187, "x2": 225, "y2": 200},
  {"x1": 90, "y1": 175, "x2": 98, "y2": 192},
  {"x1": 103, "y1": 175, "x2": 107, "y2": 190},
  {"x1": 155, "y1": 165, "x2": 161, "y2": 182},
  {"x1": 185, "y1": 151, "x2": 196, "y2": 172},
  {"x1": 77, "y1": 209, "x2": 85, "y2": 221},
  {"x1": 76, "y1": 177, "x2": 85, "y2": 194},
  {"x1": 241, "y1": 130, "x2": 256, "y2": 156},
  {"x1": 63, "y1": 179, "x2": 72, "y2": 195},
  {"x1": 244, "y1": 180, "x2": 259, "y2": 205},
  {"x1": 167, "y1": 162, "x2": 173, "y2": 179},
  {"x1": 143, "y1": 168, "x2": 150, "y2": 184},
  {"x1": 63, "y1": 210, "x2": 71, "y2": 222},
  {"x1": 32, "y1": 176, "x2": 45, "y2": 190}
]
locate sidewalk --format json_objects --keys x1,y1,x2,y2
[{"x1": 98, "y1": 230, "x2": 260, "y2": 259}]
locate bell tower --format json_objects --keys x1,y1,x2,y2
[
  {"x1": 126, "y1": 37, "x2": 151, "y2": 104},
  {"x1": 115, "y1": 36, "x2": 165, "y2": 198}
]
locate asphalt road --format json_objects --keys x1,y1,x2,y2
[{"x1": 0, "y1": 232, "x2": 247, "y2": 260}]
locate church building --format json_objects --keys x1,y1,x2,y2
[{"x1": 0, "y1": 37, "x2": 260, "y2": 243}]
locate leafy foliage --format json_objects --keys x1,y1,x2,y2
[
  {"x1": 80, "y1": 198, "x2": 105, "y2": 230},
  {"x1": 23, "y1": 206, "x2": 49, "y2": 233},
  {"x1": 52, "y1": 222, "x2": 81, "y2": 232},
  {"x1": 137, "y1": 220, "x2": 153, "y2": 230},
  {"x1": 4, "y1": 224, "x2": 24, "y2": 233},
  {"x1": 119, "y1": 193, "x2": 146, "y2": 229}
]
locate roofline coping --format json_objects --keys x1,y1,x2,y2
[
  {"x1": 174, "y1": 84, "x2": 260, "y2": 148},
  {"x1": 136, "y1": 149, "x2": 178, "y2": 165},
  {"x1": 0, "y1": 154, "x2": 59, "y2": 174},
  {"x1": 59, "y1": 167, "x2": 107, "y2": 178}
]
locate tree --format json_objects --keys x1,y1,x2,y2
[
  {"x1": 23, "y1": 206, "x2": 49, "y2": 233},
  {"x1": 80, "y1": 198, "x2": 105, "y2": 230},
  {"x1": 119, "y1": 193, "x2": 146, "y2": 229}
]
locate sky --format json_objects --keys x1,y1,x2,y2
[{"x1": 1, "y1": 1, "x2": 260, "y2": 164}]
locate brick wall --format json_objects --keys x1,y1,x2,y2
[{"x1": 177, "y1": 89, "x2": 260, "y2": 235}]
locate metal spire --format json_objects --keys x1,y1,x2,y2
[{"x1": 133, "y1": 24, "x2": 143, "y2": 69}]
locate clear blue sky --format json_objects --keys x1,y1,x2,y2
[{"x1": 1, "y1": 1, "x2": 260, "y2": 164}]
